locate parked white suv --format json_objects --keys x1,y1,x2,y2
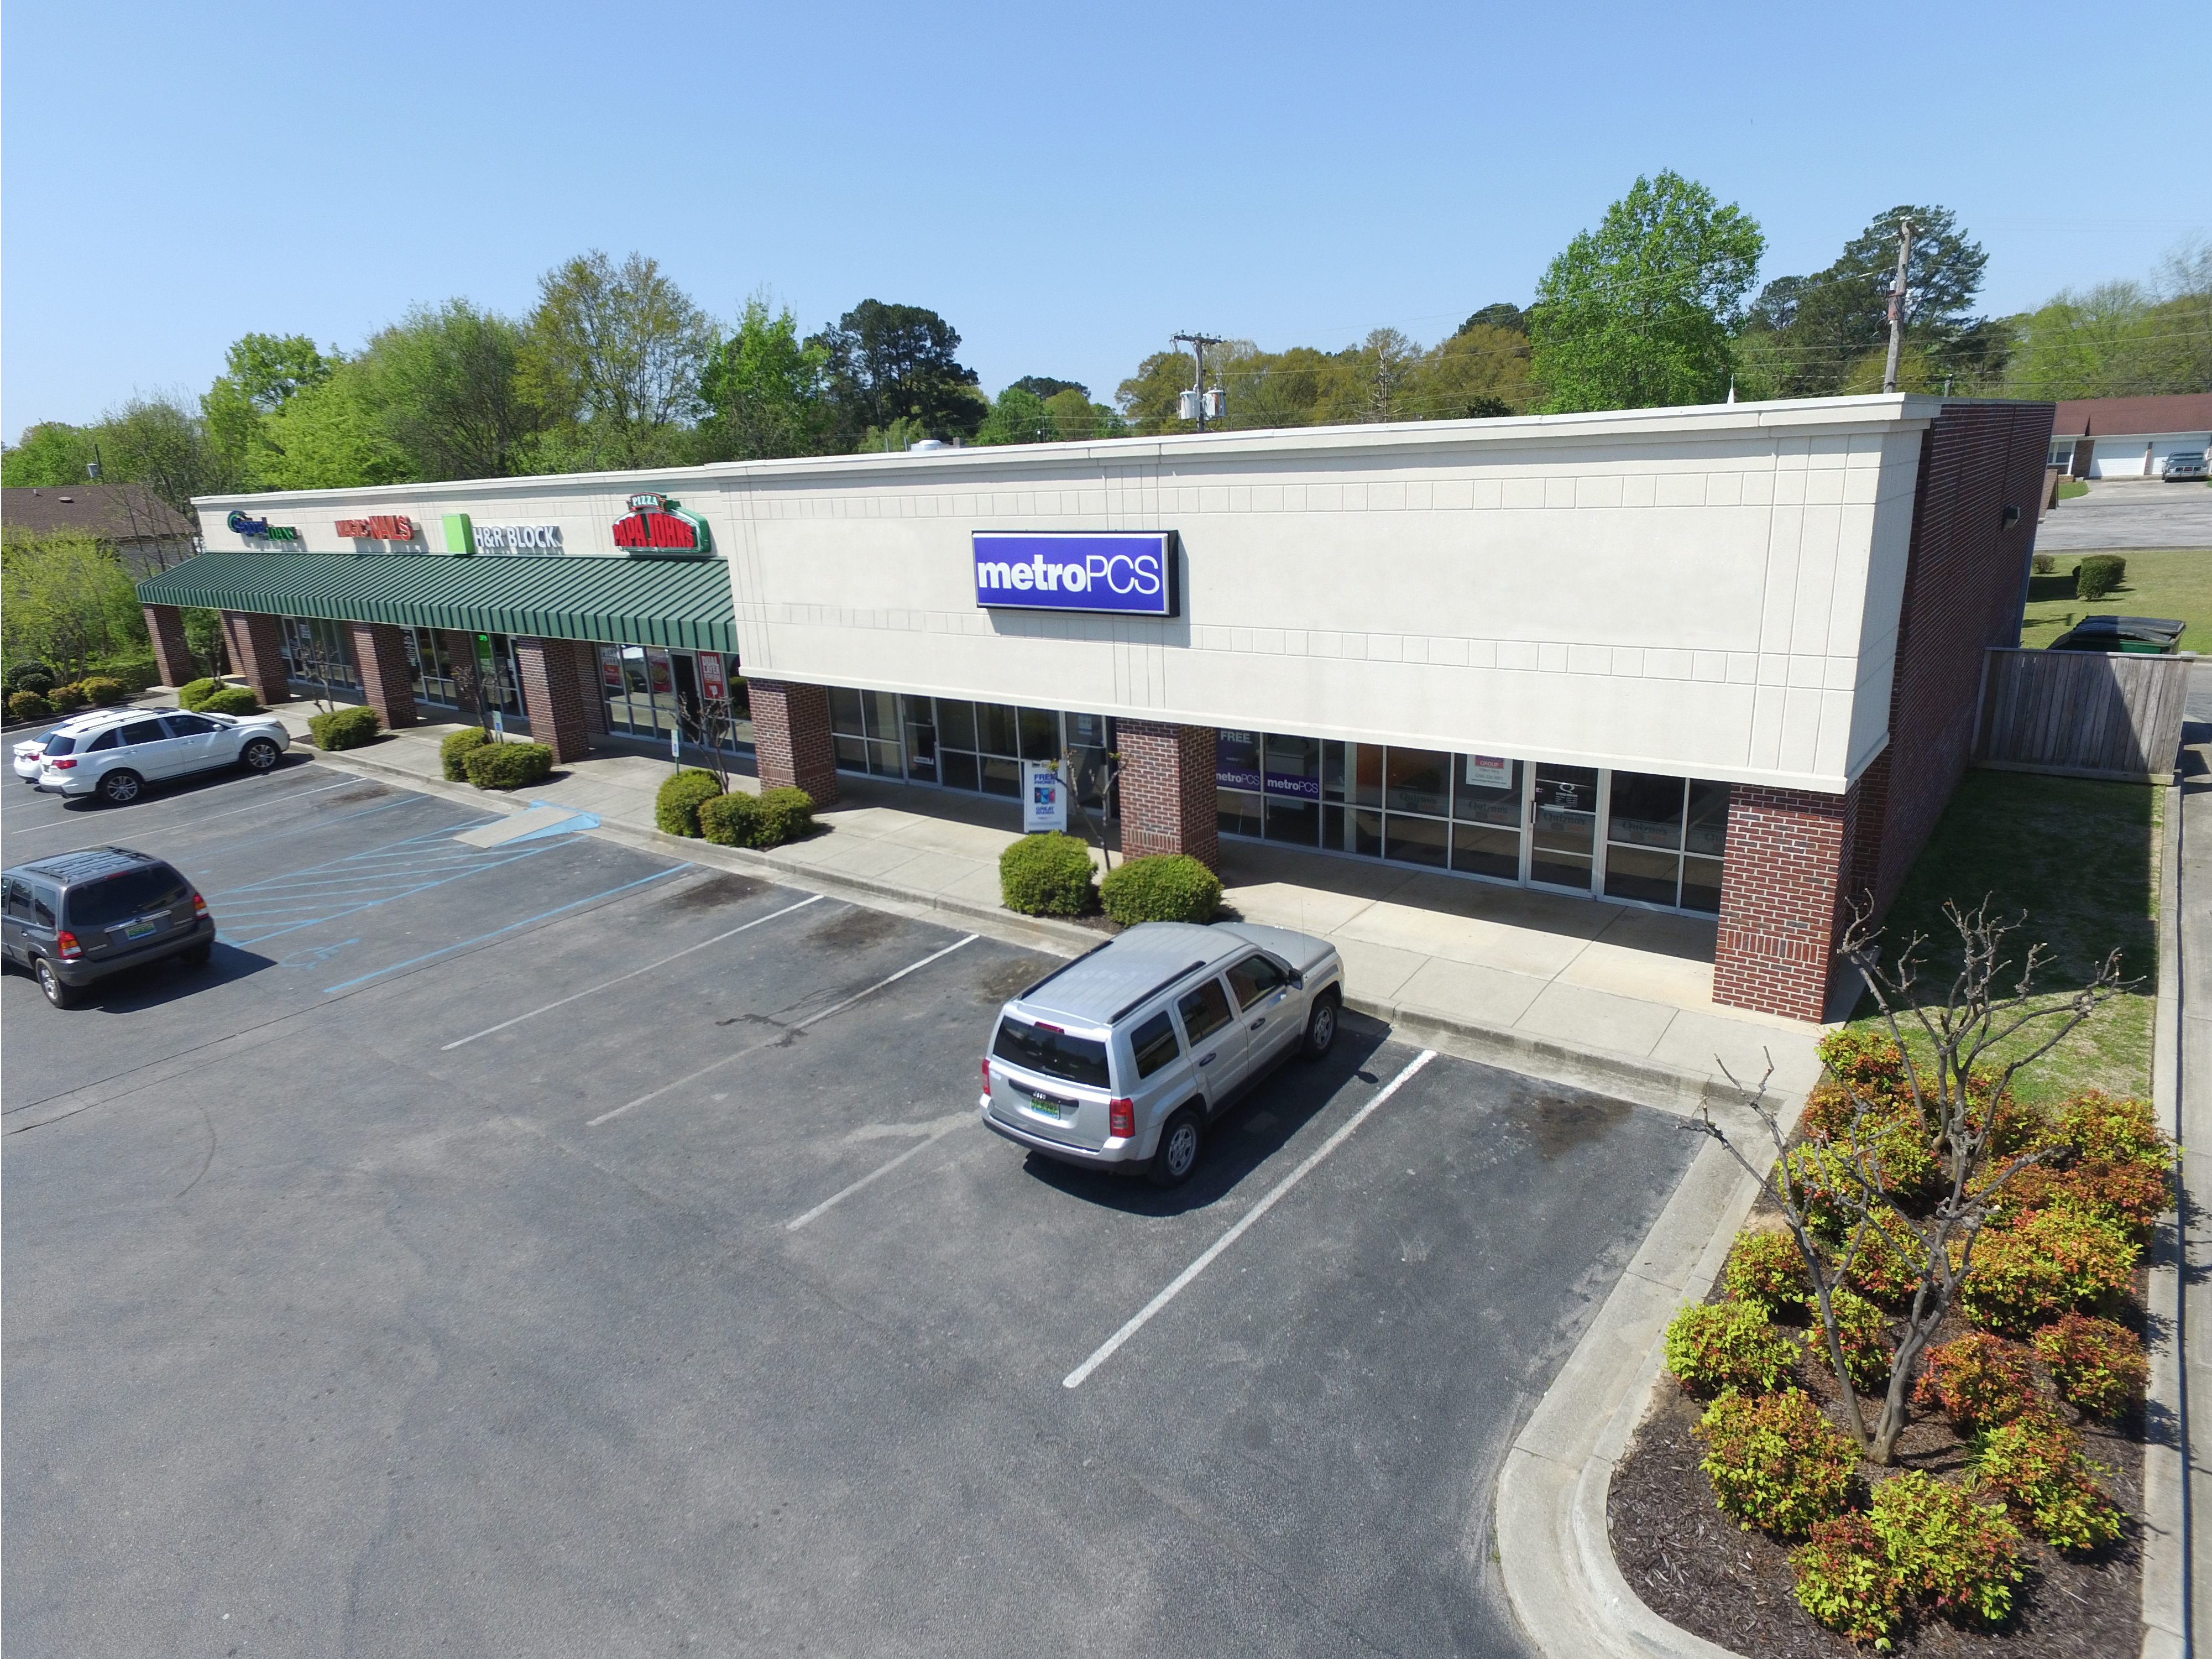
[{"x1": 32, "y1": 707, "x2": 291, "y2": 804}]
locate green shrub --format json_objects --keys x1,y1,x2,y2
[
  {"x1": 1723, "y1": 1229, "x2": 1811, "y2": 1314},
  {"x1": 5, "y1": 660, "x2": 55, "y2": 695},
  {"x1": 2031, "y1": 553, "x2": 2056, "y2": 575},
  {"x1": 2073, "y1": 554, "x2": 2125, "y2": 601},
  {"x1": 1842, "y1": 1207, "x2": 1923, "y2": 1306},
  {"x1": 1971, "y1": 1414, "x2": 2124, "y2": 1551},
  {"x1": 8, "y1": 690, "x2": 52, "y2": 722},
  {"x1": 74, "y1": 675, "x2": 128, "y2": 706},
  {"x1": 1099, "y1": 853, "x2": 1223, "y2": 925},
  {"x1": 655, "y1": 768, "x2": 724, "y2": 837},
  {"x1": 1961, "y1": 1206, "x2": 2137, "y2": 1334},
  {"x1": 1913, "y1": 1333, "x2": 2040, "y2": 1430},
  {"x1": 177, "y1": 676, "x2": 224, "y2": 712},
  {"x1": 199, "y1": 686, "x2": 260, "y2": 716},
  {"x1": 307, "y1": 705, "x2": 381, "y2": 751},
  {"x1": 441, "y1": 727, "x2": 491, "y2": 780},
  {"x1": 1663, "y1": 1300, "x2": 1798, "y2": 1396},
  {"x1": 2032, "y1": 1313, "x2": 2148, "y2": 1418},
  {"x1": 1802, "y1": 1288, "x2": 1892, "y2": 1393},
  {"x1": 1782, "y1": 1142, "x2": 1868, "y2": 1240},
  {"x1": 754, "y1": 785, "x2": 815, "y2": 847},
  {"x1": 2045, "y1": 1088, "x2": 2166, "y2": 1170},
  {"x1": 999, "y1": 832, "x2": 1097, "y2": 917},
  {"x1": 45, "y1": 682, "x2": 88, "y2": 713},
  {"x1": 1791, "y1": 1513, "x2": 1904, "y2": 1646},
  {"x1": 1813, "y1": 1028, "x2": 1910, "y2": 1108},
  {"x1": 1869, "y1": 1469, "x2": 2025, "y2": 1626},
  {"x1": 698, "y1": 790, "x2": 762, "y2": 848},
  {"x1": 1695, "y1": 1386, "x2": 1858, "y2": 1536},
  {"x1": 463, "y1": 742, "x2": 553, "y2": 791}
]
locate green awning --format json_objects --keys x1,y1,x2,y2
[{"x1": 137, "y1": 552, "x2": 736, "y2": 655}]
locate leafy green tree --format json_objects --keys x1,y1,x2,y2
[
  {"x1": 1529, "y1": 170, "x2": 1764, "y2": 411},
  {"x1": 1, "y1": 527, "x2": 148, "y2": 677},
  {"x1": 1413, "y1": 323, "x2": 1534, "y2": 417},
  {"x1": 2006, "y1": 244, "x2": 2212, "y2": 399},
  {"x1": 360, "y1": 300, "x2": 546, "y2": 480},
  {"x1": 1, "y1": 421, "x2": 101, "y2": 487},
  {"x1": 102, "y1": 393, "x2": 233, "y2": 514},
  {"x1": 974, "y1": 385, "x2": 1054, "y2": 446},
  {"x1": 256, "y1": 362, "x2": 410, "y2": 490},
  {"x1": 202, "y1": 332, "x2": 333, "y2": 484},
  {"x1": 521, "y1": 251, "x2": 720, "y2": 471},
  {"x1": 1012, "y1": 375, "x2": 1086, "y2": 401},
  {"x1": 1043, "y1": 388, "x2": 1123, "y2": 440},
  {"x1": 697, "y1": 296, "x2": 830, "y2": 461},
  {"x1": 1459, "y1": 302, "x2": 1526, "y2": 336},
  {"x1": 1117, "y1": 349, "x2": 1199, "y2": 434},
  {"x1": 809, "y1": 300, "x2": 985, "y2": 449}
]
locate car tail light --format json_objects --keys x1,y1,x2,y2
[
  {"x1": 55, "y1": 931, "x2": 83, "y2": 961},
  {"x1": 191, "y1": 891, "x2": 208, "y2": 917},
  {"x1": 49, "y1": 757, "x2": 76, "y2": 769},
  {"x1": 981, "y1": 1058, "x2": 991, "y2": 1089},
  {"x1": 1109, "y1": 1098, "x2": 1134, "y2": 1139}
]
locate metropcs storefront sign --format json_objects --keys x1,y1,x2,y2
[
  {"x1": 612, "y1": 493, "x2": 712, "y2": 554},
  {"x1": 970, "y1": 531, "x2": 1177, "y2": 617},
  {"x1": 226, "y1": 509, "x2": 299, "y2": 541}
]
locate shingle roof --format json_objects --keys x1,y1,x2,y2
[
  {"x1": 2, "y1": 484, "x2": 196, "y2": 541},
  {"x1": 2051, "y1": 393, "x2": 2212, "y2": 439}
]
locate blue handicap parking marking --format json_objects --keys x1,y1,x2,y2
[{"x1": 207, "y1": 826, "x2": 563, "y2": 949}]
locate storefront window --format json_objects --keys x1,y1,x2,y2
[
  {"x1": 830, "y1": 686, "x2": 904, "y2": 776},
  {"x1": 405, "y1": 628, "x2": 458, "y2": 708},
  {"x1": 280, "y1": 617, "x2": 360, "y2": 697},
  {"x1": 1452, "y1": 755, "x2": 1523, "y2": 880},
  {"x1": 1602, "y1": 773, "x2": 1731, "y2": 912},
  {"x1": 1216, "y1": 729, "x2": 1263, "y2": 838}
]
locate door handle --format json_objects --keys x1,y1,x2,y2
[
  {"x1": 1199, "y1": 1053, "x2": 1216, "y2": 1066},
  {"x1": 1250, "y1": 1019, "x2": 1266, "y2": 1031}
]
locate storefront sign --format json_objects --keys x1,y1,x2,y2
[
  {"x1": 698, "y1": 652, "x2": 728, "y2": 701},
  {"x1": 1463, "y1": 755, "x2": 1513, "y2": 791},
  {"x1": 226, "y1": 509, "x2": 300, "y2": 541},
  {"x1": 474, "y1": 523, "x2": 565, "y2": 554},
  {"x1": 612, "y1": 492, "x2": 712, "y2": 554},
  {"x1": 334, "y1": 514, "x2": 417, "y2": 540},
  {"x1": 972, "y1": 532, "x2": 1177, "y2": 617},
  {"x1": 1022, "y1": 760, "x2": 1069, "y2": 833}
]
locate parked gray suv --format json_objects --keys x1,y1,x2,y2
[
  {"x1": 981, "y1": 921, "x2": 1345, "y2": 1187},
  {"x1": 2, "y1": 847, "x2": 217, "y2": 1008}
]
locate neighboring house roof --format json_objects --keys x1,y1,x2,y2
[
  {"x1": 2051, "y1": 393, "x2": 2212, "y2": 439},
  {"x1": 1, "y1": 483, "x2": 197, "y2": 542}
]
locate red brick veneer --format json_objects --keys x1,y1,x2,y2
[
  {"x1": 749, "y1": 679, "x2": 840, "y2": 807},
  {"x1": 1713, "y1": 782, "x2": 1863, "y2": 1022},
  {"x1": 220, "y1": 611, "x2": 290, "y2": 705},
  {"x1": 513, "y1": 637, "x2": 594, "y2": 762},
  {"x1": 349, "y1": 621, "x2": 419, "y2": 730},
  {"x1": 143, "y1": 603, "x2": 195, "y2": 688},
  {"x1": 1117, "y1": 719, "x2": 1220, "y2": 869}
]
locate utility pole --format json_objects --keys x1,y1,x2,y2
[
  {"x1": 1881, "y1": 217, "x2": 1914, "y2": 394},
  {"x1": 1171, "y1": 332, "x2": 1225, "y2": 431}
]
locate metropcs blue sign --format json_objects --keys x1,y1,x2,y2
[{"x1": 971, "y1": 532, "x2": 1178, "y2": 617}]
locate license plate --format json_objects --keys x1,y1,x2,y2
[
  {"x1": 1027, "y1": 1094, "x2": 1065, "y2": 1118},
  {"x1": 121, "y1": 920, "x2": 157, "y2": 940}
]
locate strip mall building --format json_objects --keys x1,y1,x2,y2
[{"x1": 141, "y1": 394, "x2": 2055, "y2": 1024}]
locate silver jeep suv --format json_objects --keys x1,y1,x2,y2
[{"x1": 981, "y1": 921, "x2": 1345, "y2": 1188}]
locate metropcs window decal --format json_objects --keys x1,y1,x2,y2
[
  {"x1": 612, "y1": 493, "x2": 712, "y2": 555},
  {"x1": 971, "y1": 532, "x2": 1178, "y2": 617}
]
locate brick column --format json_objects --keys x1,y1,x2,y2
[
  {"x1": 144, "y1": 603, "x2": 195, "y2": 688},
  {"x1": 1116, "y1": 719, "x2": 1219, "y2": 869},
  {"x1": 348, "y1": 621, "x2": 418, "y2": 730},
  {"x1": 513, "y1": 637, "x2": 593, "y2": 763},
  {"x1": 746, "y1": 679, "x2": 839, "y2": 807},
  {"x1": 221, "y1": 611, "x2": 290, "y2": 705},
  {"x1": 573, "y1": 643, "x2": 610, "y2": 740},
  {"x1": 1711, "y1": 783, "x2": 1861, "y2": 1023}
]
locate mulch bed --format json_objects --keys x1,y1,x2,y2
[{"x1": 1609, "y1": 1272, "x2": 2148, "y2": 1656}]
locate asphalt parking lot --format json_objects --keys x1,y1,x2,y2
[{"x1": 3, "y1": 753, "x2": 1698, "y2": 1658}]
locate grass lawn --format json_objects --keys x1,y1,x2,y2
[
  {"x1": 2055, "y1": 479, "x2": 2089, "y2": 500},
  {"x1": 1844, "y1": 770, "x2": 2161, "y2": 1107},
  {"x1": 2020, "y1": 546, "x2": 2212, "y2": 653}
]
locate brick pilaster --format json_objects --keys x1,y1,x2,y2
[
  {"x1": 1116, "y1": 719, "x2": 1219, "y2": 870},
  {"x1": 221, "y1": 611, "x2": 290, "y2": 705},
  {"x1": 513, "y1": 637, "x2": 592, "y2": 763},
  {"x1": 573, "y1": 642, "x2": 610, "y2": 740},
  {"x1": 747, "y1": 679, "x2": 839, "y2": 807},
  {"x1": 1712, "y1": 782, "x2": 1861, "y2": 1023},
  {"x1": 144, "y1": 603, "x2": 196, "y2": 688},
  {"x1": 349, "y1": 621, "x2": 418, "y2": 730}
]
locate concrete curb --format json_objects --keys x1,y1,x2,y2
[{"x1": 2141, "y1": 762, "x2": 2190, "y2": 1659}]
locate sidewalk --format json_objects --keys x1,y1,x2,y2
[{"x1": 248, "y1": 698, "x2": 1826, "y2": 1108}]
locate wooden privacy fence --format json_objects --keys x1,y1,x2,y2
[{"x1": 1975, "y1": 646, "x2": 2199, "y2": 782}]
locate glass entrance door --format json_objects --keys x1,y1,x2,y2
[{"x1": 1528, "y1": 765, "x2": 1599, "y2": 891}]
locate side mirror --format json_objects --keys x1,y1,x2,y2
[{"x1": 1289, "y1": 973, "x2": 1305, "y2": 991}]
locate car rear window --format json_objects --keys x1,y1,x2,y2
[
  {"x1": 64, "y1": 865, "x2": 191, "y2": 928},
  {"x1": 42, "y1": 734, "x2": 76, "y2": 757},
  {"x1": 993, "y1": 1016, "x2": 1111, "y2": 1088}
]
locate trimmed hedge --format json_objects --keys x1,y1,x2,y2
[
  {"x1": 75, "y1": 675, "x2": 128, "y2": 707},
  {"x1": 1960, "y1": 1205, "x2": 2137, "y2": 1334},
  {"x1": 1723, "y1": 1229, "x2": 1811, "y2": 1314},
  {"x1": 45, "y1": 683, "x2": 88, "y2": 713},
  {"x1": 199, "y1": 686, "x2": 260, "y2": 716},
  {"x1": 463, "y1": 742, "x2": 553, "y2": 790},
  {"x1": 4, "y1": 660, "x2": 55, "y2": 695},
  {"x1": 656, "y1": 768, "x2": 723, "y2": 837},
  {"x1": 1913, "y1": 1333, "x2": 2039, "y2": 1431},
  {"x1": 698, "y1": 790, "x2": 761, "y2": 848},
  {"x1": 1000, "y1": 832, "x2": 1096, "y2": 917},
  {"x1": 1099, "y1": 853, "x2": 1222, "y2": 925},
  {"x1": 2073, "y1": 554, "x2": 2126, "y2": 601},
  {"x1": 1695, "y1": 1386, "x2": 1858, "y2": 1536},
  {"x1": 1970, "y1": 1414, "x2": 2124, "y2": 1551},
  {"x1": 177, "y1": 677, "x2": 224, "y2": 712},
  {"x1": 9, "y1": 690, "x2": 52, "y2": 722},
  {"x1": 1662, "y1": 1300, "x2": 1797, "y2": 1397},
  {"x1": 308, "y1": 706, "x2": 381, "y2": 751},
  {"x1": 1792, "y1": 1472, "x2": 2026, "y2": 1640},
  {"x1": 2033, "y1": 1313, "x2": 2148, "y2": 1418},
  {"x1": 441, "y1": 727, "x2": 491, "y2": 780},
  {"x1": 755, "y1": 786, "x2": 814, "y2": 846}
]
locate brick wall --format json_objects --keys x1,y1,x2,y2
[
  {"x1": 1850, "y1": 399, "x2": 2057, "y2": 919},
  {"x1": 221, "y1": 611, "x2": 290, "y2": 705},
  {"x1": 1713, "y1": 781, "x2": 1861, "y2": 1022},
  {"x1": 514, "y1": 637, "x2": 593, "y2": 762},
  {"x1": 1117, "y1": 719, "x2": 1220, "y2": 869},
  {"x1": 349, "y1": 621, "x2": 419, "y2": 730},
  {"x1": 573, "y1": 642, "x2": 610, "y2": 739},
  {"x1": 143, "y1": 603, "x2": 195, "y2": 688},
  {"x1": 749, "y1": 679, "x2": 840, "y2": 806}
]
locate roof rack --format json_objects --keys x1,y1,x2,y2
[
  {"x1": 1111, "y1": 961, "x2": 1209, "y2": 1025},
  {"x1": 1015, "y1": 940, "x2": 1113, "y2": 1001}
]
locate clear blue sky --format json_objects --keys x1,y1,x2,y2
[{"x1": 4, "y1": 0, "x2": 2204, "y2": 441}]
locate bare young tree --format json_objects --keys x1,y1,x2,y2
[
  {"x1": 1055, "y1": 748, "x2": 1122, "y2": 870},
  {"x1": 1692, "y1": 899, "x2": 2127, "y2": 1464}
]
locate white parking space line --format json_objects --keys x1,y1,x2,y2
[
  {"x1": 785, "y1": 1113, "x2": 973, "y2": 1231},
  {"x1": 1061, "y1": 1048, "x2": 1437, "y2": 1391},
  {"x1": 0, "y1": 776, "x2": 365, "y2": 838},
  {"x1": 441, "y1": 894, "x2": 823, "y2": 1051},
  {"x1": 586, "y1": 933, "x2": 981, "y2": 1128}
]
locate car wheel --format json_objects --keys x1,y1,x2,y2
[
  {"x1": 97, "y1": 768, "x2": 144, "y2": 805},
  {"x1": 34, "y1": 957, "x2": 76, "y2": 1008},
  {"x1": 1298, "y1": 989, "x2": 1340, "y2": 1061},
  {"x1": 240, "y1": 738, "x2": 280, "y2": 773},
  {"x1": 1147, "y1": 1108, "x2": 1204, "y2": 1190}
]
